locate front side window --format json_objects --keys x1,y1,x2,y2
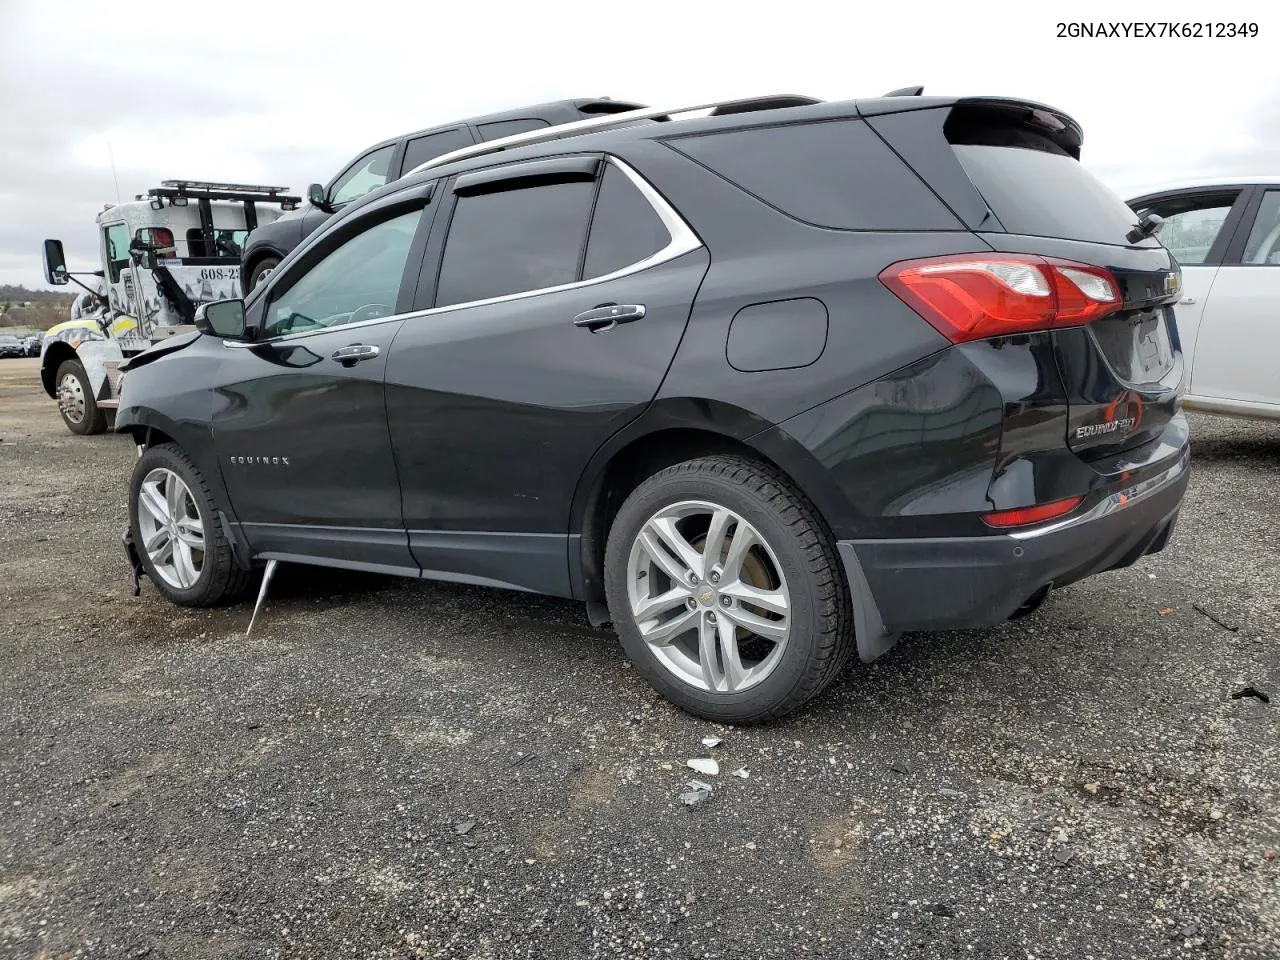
[
  {"x1": 1136, "y1": 193, "x2": 1239, "y2": 265},
  {"x1": 103, "y1": 223, "x2": 130, "y2": 281},
  {"x1": 1241, "y1": 190, "x2": 1280, "y2": 265},
  {"x1": 435, "y1": 180, "x2": 596, "y2": 307},
  {"x1": 264, "y1": 207, "x2": 424, "y2": 338},
  {"x1": 330, "y1": 144, "x2": 396, "y2": 207}
]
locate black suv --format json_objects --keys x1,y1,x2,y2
[
  {"x1": 117, "y1": 93, "x2": 1189, "y2": 723},
  {"x1": 239, "y1": 97, "x2": 646, "y2": 293}
]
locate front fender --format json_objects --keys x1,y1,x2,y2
[{"x1": 115, "y1": 341, "x2": 236, "y2": 531}]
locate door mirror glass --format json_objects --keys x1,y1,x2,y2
[
  {"x1": 42, "y1": 239, "x2": 68, "y2": 285},
  {"x1": 196, "y1": 299, "x2": 247, "y2": 339},
  {"x1": 307, "y1": 182, "x2": 327, "y2": 207}
]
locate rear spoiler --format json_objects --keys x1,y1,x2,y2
[{"x1": 945, "y1": 97, "x2": 1083, "y2": 159}]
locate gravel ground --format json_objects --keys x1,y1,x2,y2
[{"x1": 1, "y1": 356, "x2": 1277, "y2": 960}]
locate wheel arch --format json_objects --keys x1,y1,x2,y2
[
  {"x1": 569, "y1": 400, "x2": 860, "y2": 603},
  {"x1": 119, "y1": 406, "x2": 251, "y2": 572},
  {"x1": 40, "y1": 342, "x2": 79, "y2": 397},
  {"x1": 117, "y1": 404, "x2": 235, "y2": 511},
  {"x1": 241, "y1": 247, "x2": 285, "y2": 293}
]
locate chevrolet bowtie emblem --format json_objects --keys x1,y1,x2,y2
[{"x1": 700, "y1": 589, "x2": 714, "y2": 604}]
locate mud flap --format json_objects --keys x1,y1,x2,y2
[
  {"x1": 122, "y1": 528, "x2": 146, "y2": 597},
  {"x1": 836, "y1": 542, "x2": 901, "y2": 663}
]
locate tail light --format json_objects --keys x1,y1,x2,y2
[
  {"x1": 880, "y1": 253, "x2": 1121, "y2": 343},
  {"x1": 983, "y1": 495, "x2": 1083, "y2": 528}
]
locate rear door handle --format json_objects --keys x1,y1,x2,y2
[
  {"x1": 1178, "y1": 296, "x2": 1196, "y2": 304},
  {"x1": 331, "y1": 343, "x2": 380, "y2": 366},
  {"x1": 572, "y1": 303, "x2": 646, "y2": 333}
]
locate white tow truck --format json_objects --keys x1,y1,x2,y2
[{"x1": 40, "y1": 180, "x2": 300, "y2": 434}]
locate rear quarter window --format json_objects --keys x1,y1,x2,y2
[{"x1": 665, "y1": 120, "x2": 960, "y2": 231}]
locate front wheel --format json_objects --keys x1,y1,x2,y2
[
  {"x1": 55, "y1": 359, "x2": 107, "y2": 435},
  {"x1": 604, "y1": 456, "x2": 853, "y2": 724},
  {"x1": 129, "y1": 443, "x2": 254, "y2": 606},
  {"x1": 244, "y1": 256, "x2": 279, "y2": 294}
]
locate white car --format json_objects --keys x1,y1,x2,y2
[{"x1": 1128, "y1": 177, "x2": 1280, "y2": 421}]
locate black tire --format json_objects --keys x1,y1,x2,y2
[
  {"x1": 55, "y1": 358, "x2": 108, "y2": 435},
  {"x1": 128, "y1": 443, "x2": 255, "y2": 607},
  {"x1": 244, "y1": 256, "x2": 280, "y2": 294},
  {"x1": 604, "y1": 456, "x2": 853, "y2": 724}
]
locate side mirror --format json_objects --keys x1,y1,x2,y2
[
  {"x1": 42, "y1": 239, "x2": 69, "y2": 285},
  {"x1": 307, "y1": 183, "x2": 328, "y2": 209},
  {"x1": 136, "y1": 250, "x2": 158, "y2": 270},
  {"x1": 195, "y1": 299, "x2": 248, "y2": 340}
]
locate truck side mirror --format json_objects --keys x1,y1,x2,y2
[
  {"x1": 42, "y1": 239, "x2": 69, "y2": 285},
  {"x1": 195, "y1": 299, "x2": 248, "y2": 340},
  {"x1": 307, "y1": 183, "x2": 328, "y2": 208},
  {"x1": 129, "y1": 237, "x2": 158, "y2": 270}
]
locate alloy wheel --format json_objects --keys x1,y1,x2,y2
[
  {"x1": 625, "y1": 499, "x2": 791, "y2": 693},
  {"x1": 136, "y1": 468, "x2": 206, "y2": 590}
]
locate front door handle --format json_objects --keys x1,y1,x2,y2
[
  {"x1": 572, "y1": 303, "x2": 646, "y2": 333},
  {"x1": 1178, "y1": 296, "x2": 1196, "y2": 305},
  {"x1": 331, "y1": 343, "x2": 380, "y2": 366}
]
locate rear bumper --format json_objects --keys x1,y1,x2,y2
[{"x1": 838, "y1": 444, "x2": 1189, "y2": 658}]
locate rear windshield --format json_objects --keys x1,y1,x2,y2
[{"x1": 954, "y1": 144, "x2": 1148, "y2": 246}]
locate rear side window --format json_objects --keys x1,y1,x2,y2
[
  {"x1": 953, "y1": 144, "x2": 1146, "y2": 246},
  {"x1": 666, "y1": 119, "x2": 959, "y2": 231},
  {"x1": 402, "y1": 128, "x2": 475, "y2": 174},
  {"x1": 435, "y1": 180, "x2": 595, "y2": 307},
  {"x1": 583, "y1": 165, "x2": 670, "y2": 279},
  {"x1": 1242, "y1": 189, "x2": 1280, "y2": 265},
  {"x1": 477, "y1": 118, "x2": 552, "y2": 142}
]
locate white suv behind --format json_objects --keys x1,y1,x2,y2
[{"x1": 1128, "y1": 178, "x2": 1280, "y2": 421}]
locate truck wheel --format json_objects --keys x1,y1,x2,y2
[
  {"x1": 245, "y1": 256, "x2": 280, "y2": 294},
  {"x1": 56, "y1": 359, "x2": 108, "y2": 435},
  {"x1": 129, "y1": 443, "x2": 254, "y2": 606},
  {"x1": 604, "y1": 456, "x2": 854, "y2": 724}
]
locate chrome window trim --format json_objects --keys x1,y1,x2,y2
[{"x1": 224, "y1": 158, "x2": 701, "y2": 350}]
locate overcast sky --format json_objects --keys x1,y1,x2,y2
[{"x1": 2, "y1": 0, "x2": 1277, "y2": 287}]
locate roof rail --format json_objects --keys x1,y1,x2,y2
[{"x1": 408, "y1": 94, "x2": 822, "y2": 178}]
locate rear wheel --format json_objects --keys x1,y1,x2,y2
[
  {"x1": 129, "y1": 443, "x2": 254, "y2": 606},
  {"x1": 604, "y1": 456, "x2": 853, "y2": 724},
  {"x1": 245, "y1": 256, "x2": 280, "y2": 294},
  {"x1": 55, "y1": 359, "x2": 107, "y2": 435}
]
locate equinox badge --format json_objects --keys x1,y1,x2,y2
[{"x1": 1076, "y1": 391, "x2": 1144, "y2": 440}]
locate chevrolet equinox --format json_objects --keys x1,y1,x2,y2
[{"x1": 116, "y1": 93, "x2": 1190, "y2": 723}]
